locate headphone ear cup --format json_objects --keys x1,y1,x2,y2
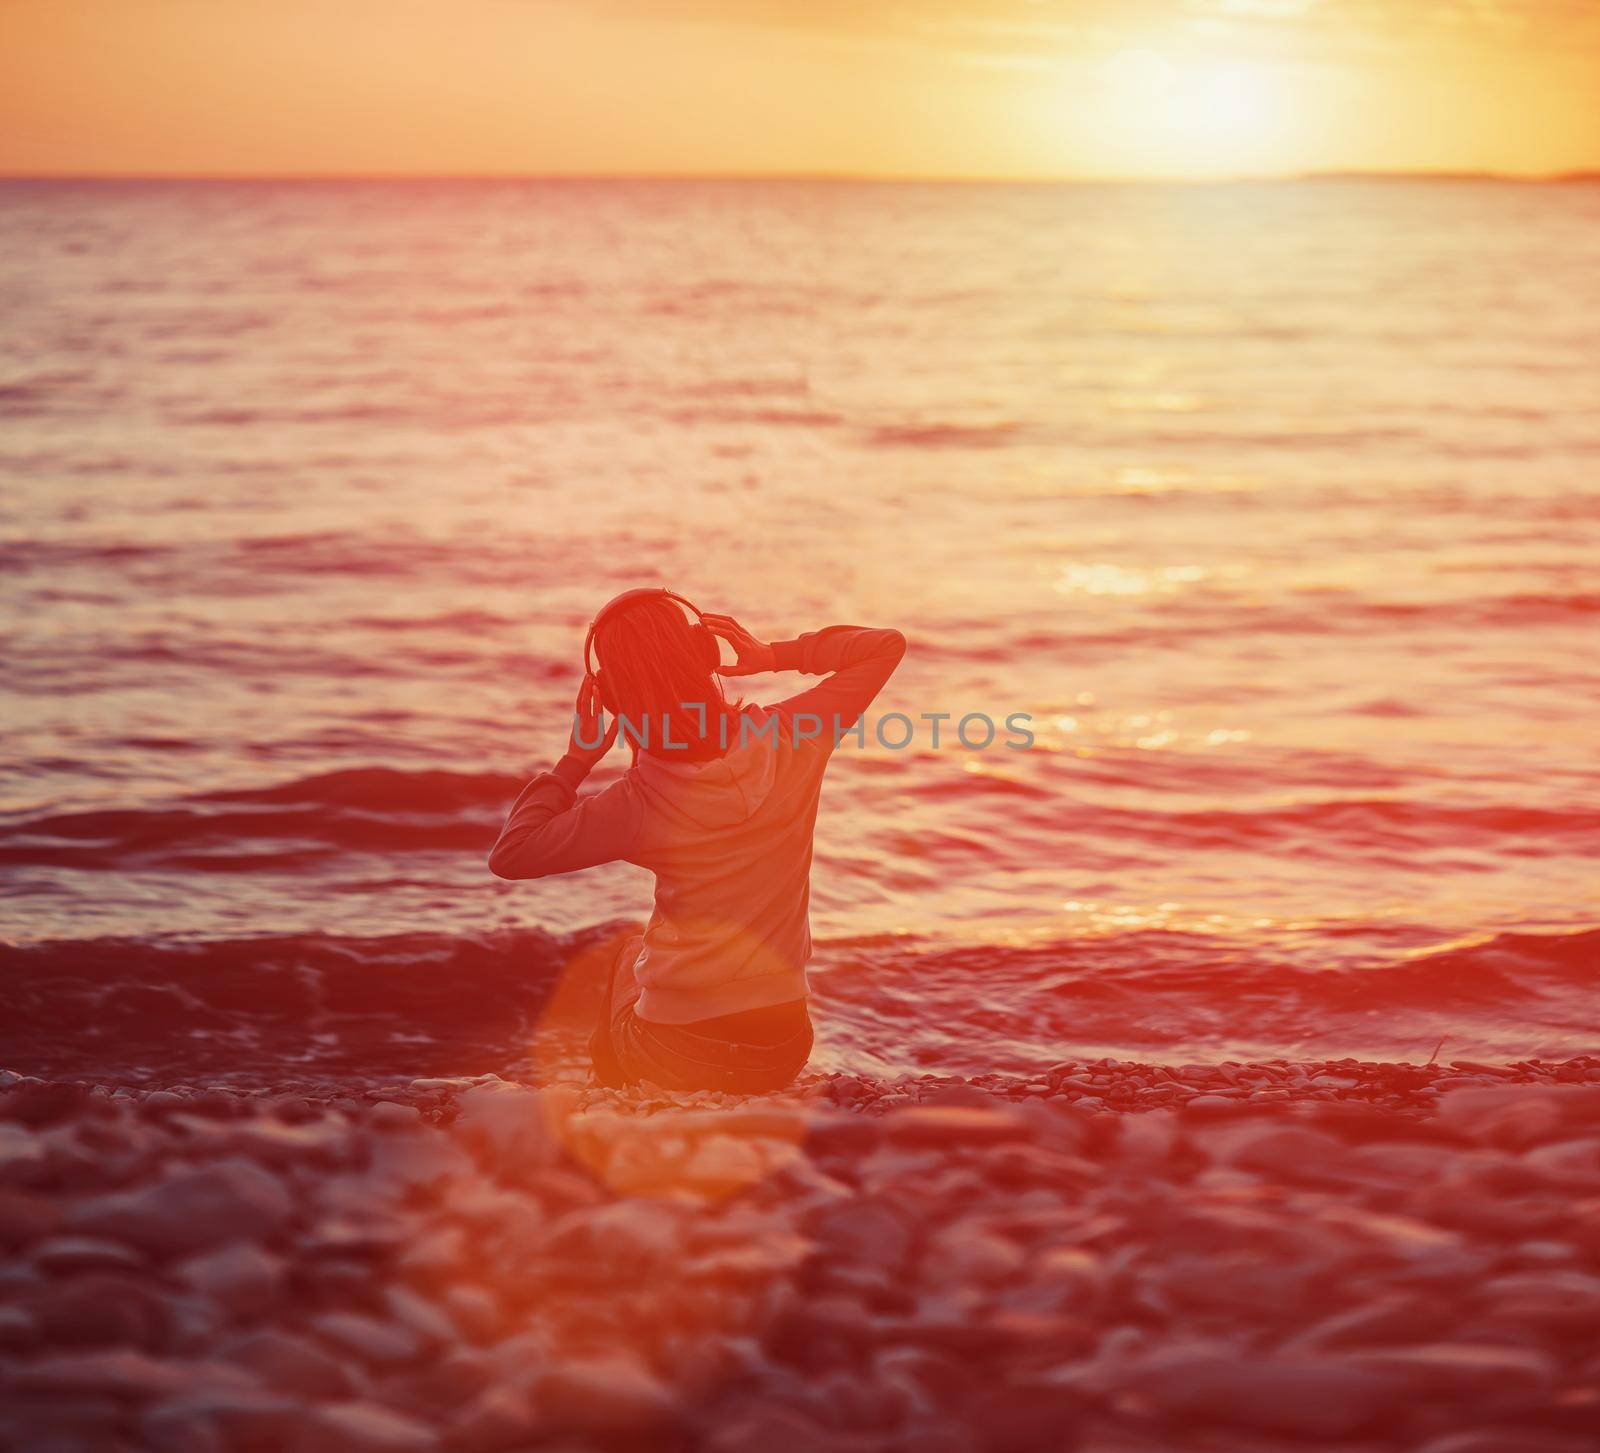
[{"x1": 592, "y1": 670, "x2": 619, "y2": 714}]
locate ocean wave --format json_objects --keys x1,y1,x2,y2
[
  {"x1": 0, "y1": 921, "x2": 628, "y2": 1083},
  {"x1": 2, "y1": 922, "x2": 1593, "y2": 1085},
  {"x1": 0, "y1": 369, "x2": 97, "y2": 410},
  {"x1": 816, "y1": 925, "x2": 1600, "y2": 1074},
  {"x1": 0, "y1": 531, "x2": 564, "y2": 588},
  {"x1": 5, "y1": 767, "x2": 1597, "y2": 872},
  {"x1": 822, "y1": 925, "x2": 1600, "y2": 1010},
  {"x1": 864, "y1": 421, "x2": 1025, "y2": 448},
  {"x1": 0, "y1": 768, "x2": 520, "y2": 870},
  {"x1": 191, "y1": 766, "x2": 517, "y2": 811},
  {"x1": 666, "y1": 407, "x2": 844, "y2": 428}
]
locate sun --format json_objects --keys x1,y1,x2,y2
[{"x1": 1100, "y1": 48, "x2": 1282, "y2": 172}]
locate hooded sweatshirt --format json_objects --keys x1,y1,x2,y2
[{"x1": 488, "y1": 625, "x2": 906, "y2": 1024}]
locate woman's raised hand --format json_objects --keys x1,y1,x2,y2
[
  {"x1": 704, "y1": 613, "x2": 776, "y2": 677},
  {"x1": 567, "y1": 674, "x2": 619, "y2": 766}
]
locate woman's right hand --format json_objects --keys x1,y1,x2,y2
[
  {"x1": 704, "y1": 613, "x2": 776, "y2": 677},
  {"x1": 567, "y1": 674, "x2": 619, "y2": 766}
]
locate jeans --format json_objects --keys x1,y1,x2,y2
[{"x1": 588, "y1": 935, "x2": 813, "y2": 1094}]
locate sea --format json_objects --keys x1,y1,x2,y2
[{"x1": 3, "y1": 176, "x2": 1597, "y2": 1087}]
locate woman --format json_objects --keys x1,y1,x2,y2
[{"x1": 488, "y1": 590, "x2": 906, "y2": 1093}]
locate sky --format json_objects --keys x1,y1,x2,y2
[{"x1": 2, "y1": 0, "x2": 1598, "y2": 179}]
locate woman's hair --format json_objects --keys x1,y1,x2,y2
[{"x1": 594, "y1": 596, "x2": 734, "y2": 760}]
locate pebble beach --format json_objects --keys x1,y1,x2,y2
[{"x1": 6, "y1": 1052, "x2": 1600, "y2": 1453}]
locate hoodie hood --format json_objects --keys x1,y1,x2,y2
[{"x1": 630, "y1": 724, "x2": 780, "y2": 830}]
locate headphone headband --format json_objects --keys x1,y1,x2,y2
[{"x1": 583, "y1": 587, "x2": 707, "y2": 676}]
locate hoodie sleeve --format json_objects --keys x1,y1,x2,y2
[
  {"x1": 487, "y1": 753, "x2": 645, "y2": 880},
  {"x1": 768, "y1": 625, "x2": 907, "y2": 742}
]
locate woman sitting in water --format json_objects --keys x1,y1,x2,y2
[{"x1": 488, "y1": 590, "x2": 906, "y2": 1094}]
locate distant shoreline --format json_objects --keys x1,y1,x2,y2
[{"x1": 1, "y1": 169, "x2": 1597, "y2": 185}]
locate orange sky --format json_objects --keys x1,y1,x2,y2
[{"x1": 2, "y1": 0, "x2": 1598, "y2": 179}]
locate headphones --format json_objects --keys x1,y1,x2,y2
[{"x1": 582, "y1": 587, "x2": 721, "y2": 713}]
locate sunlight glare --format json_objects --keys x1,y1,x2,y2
[{"x1": 1100, "y1": 48, "x2": 1281, "y2": 172}]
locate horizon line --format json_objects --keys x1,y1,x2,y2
[{"x1": 2, "y1": 166, "x2": 1598, "y2": 185}]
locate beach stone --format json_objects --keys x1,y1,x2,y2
[
  {"x1": 207, "y1": 1089, "x2": 261, "y2": 1119},
  {"x1": 441, "y1": 1286, "x2": 502, "y2": 1343},
  {"x1": 175, "y1": 1243, "x2": 285, "y2": 1319},
  {"x1": 1288, "y1": 1293, "x2": 1459, "y2": 1351},
  {"x1": 0, "y1": 1261, "x2": 45, "y2": 1300},
  {"x1": 920, "y1": 1083, "x2": 1001, "y2": 1110},
  {"x1": 139, "y1": 1402, "x2": 226, "y2": 1453},
  {"x1": 809, "y1": 1200, "x2": 912, "y2": 1269},
  {"x1": 141, "y1": 1090, "x2": 189, "y2": 1114},
  {"x1": 898, "y1": 1422, "x2": 984, "y2": 1453},
  {"x1": 1221, "y1": 1124, "x2": 1345, "y2": 1177},
  {"x1": 401, "y1": 1349, "x2": 497, "y2": 1413},
  {"x1": 484, "y1": 1329, "x2": 548, "y2": 1388},
  {"x1": 1436, "y1": 1087, "x2": 1594, "y2": 1148},
  {"x1": 1342, "y1": 1344, "x2": 1555, "y2": 1399},
  {"x1": 1161, "y1": 1253, "x2": 1314, "y2": 1320},
  {"x1": 299, "y1": 1255, "x2": 379, "y2": 1301},
  {"x1": 3, "y1": 1349, "x2": 205, "y2": 1398},
  {"x1": 369, "y1": 1101, "x2": 422, "y2": 1130},
  {"x1": 230, "y1": 1116, "x2": 353, "y2": 1167},
  {"x1": 224, "y1": 1329, "x2": 358, "y2": 1398},
  {"x1": 1115, "y1": 1111, "x2": 1180, "y2": 1163},
  {"x1": 455, "y1": 1083, "x2": 554, "y2": 1169},
  {"x1": 301, "y1": 1212, "x2": 408, "y2": 1260},
  {"x1": 382, "y1": 1285, "x2": 458, "y2": 1346},
  {"x1": 675, "y1": 1132, "x2": 770, "y2": 1194},
  {"x1": 137, "y1": 1388, "x2": 303, "y2": 1448},
  {"x1": 4, "y1": 1350, "x2": 259, "y2": 1408},
  {"x1": 30, "y1": 1234, "x2": 147, "y2": 1276},
  {"x1": 30, "y1": 1271, "x2": 172, "y2": 1348},
  {"x1": 0, "y1": 1394, "x2": 125, "y2": 1450},
  {"x1": 824, "y1": 1075, "x2": 876, "y2": 1106},
  {"x1": 397, "y1": 1223, "x2": 467, "y2": 1281},
  {"x1": 292, "y1": 1400, "x2": 438, "y2": 1452},
  {"x1": 1410, "y1": 1433, "x2": 1600, "y2": 1453},
  {"x1": 1008, "y1": 1247, "x2": 1103, "y2": 1316},
  {"x1": 67, "y1": 1159, "x2": 293, "y2": 1259},
  {"x1": 924, "y1": 1223, "x2": 1026, "y2": 1285},
  {"x1": 538, "y1": 1354, "x2": 679, "y2": 1431},
  {"x1": 885, "y1": 1106, "x2": 1030, "y2": 1146},
  {"x1": 1476, "y1": 1269, "x2": 1600, "y2": 1329},
  {"x1": 1125, "y1": 1351, "x2": 1404, "y2": 1438},
  {"x1": 703, "y1": 1405, "x2": 837, "y2": 1453},
  {"x1": 0, "y1": 1079, "x2": 91, "y2": 1127},
  {"x1": 0, "y1": 1188, "x2": 60, "y2": 1248},
  {"x1": 1349, "y1": 1141, "x2": 1464, "y2": 1182},
  {"x1": 447, "y1": 1384, "x2": 542, "y2": 1453},
  {"x1": 0, "y1": 1121, "x2": 46, "y2": 1174},
  {"x1": 409, "y1": 1077, "x2": 477, "y2": 1094},
  {"x1": 365, "y1": 1130, "x2": 476, "y2": 1193},
  {"x1": 686, "y1": 1231, "x2": 813, "y2": 1284},
  {"x1": 807, "y1": 1113, "x2": 882, "y2": 1159},
  {"x1": 665, "y1": 1103, "x2": 809, "y2": 1140},
  {"x1": 314, "y1": 1312, "x2": 425, "y2": 1367},
  {"x1": 544, "y1": 1198, "x2": 680, "y2": 1269},
  {"x1": 0, "y1": 1304, "x2": 40, "y2": 1352},
  {"x1": 1523, "y1": 1138, "x2": 1600, "y2": 1183}
]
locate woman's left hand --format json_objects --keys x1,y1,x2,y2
[{"x1": 704, "y1": 613, "x2": 775, "y2": 676}]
